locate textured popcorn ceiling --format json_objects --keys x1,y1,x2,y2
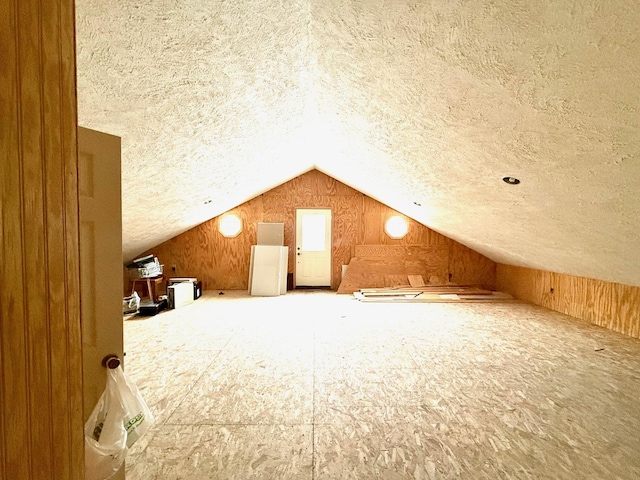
[{"x1": 76, "y1": 0, "x2": 640, "y2": 287}]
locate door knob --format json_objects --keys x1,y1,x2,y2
[{"x1": 102, "y1": 355, "x2": 121, "y2": 369}]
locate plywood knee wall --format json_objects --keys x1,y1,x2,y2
[{"x1": 497, "y1": 265, "x2": 640, "y2": 339}]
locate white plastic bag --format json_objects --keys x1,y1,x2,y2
[
  {"x1": 84, "y1": 371, "x2": 127, "y2": 479},
  {"x1": 84, "y1": 366, "x2": 154, "y2": 479},
  {"x1": 114, "y1": 366, "x2": 154, "y2": 447},
  {"x1": 122, "y1": 291, "x2": 140, "y2": 314}
]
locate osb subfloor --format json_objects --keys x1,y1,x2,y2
[{"x1": 123, "y1": 290, "x2": 640, "y2": 479}]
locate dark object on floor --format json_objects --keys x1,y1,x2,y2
[
  {"x1": 219, "y1": 291, "x2": 224, "y2": 295},
  {"x1": 138, "y1": 299, "x2": 168, "y2": 316}
]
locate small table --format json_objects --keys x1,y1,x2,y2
[{"x1": 130, "y1": 276, "x2": 164, "y2": 302}]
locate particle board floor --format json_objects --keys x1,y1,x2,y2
[{"x1": 123, "y1": 290, "x2": 640, "y2": 479}]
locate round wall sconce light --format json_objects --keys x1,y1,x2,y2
[
  {"x1": 219, "y1": 213, "x2": 243, "y2": 237},
  {"x1": 385, "y1": 215, "x2": 409, "y2": 239}
]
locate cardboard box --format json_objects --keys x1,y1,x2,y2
[
  {"x1": 168, "y1": 277, "x2": 201, "y2": 301},
  {"x1": 167, "y1": 277, "x2": 197, "y2": 286},
  {"x1": 167, "y1": 282, "x2": 194, "y2": 309}
]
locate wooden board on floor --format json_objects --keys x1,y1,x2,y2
[
  {"x1": 359, "y1": 286, "x2": 493, "y2": 295},
  {"x1": 337, "y1": 246, "x2": 449, "y2": 294},
  {"x1": 353, "y1": 244, "x2": 448, "y2": 259},
  {"x1": 353, "y1": 290, "x2": 517, "y2": 303},
  {"x1": 408, "y1": 274, "x2": 425, "y2": 287}
]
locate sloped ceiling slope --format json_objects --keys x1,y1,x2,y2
[
  {"x1": 76, "y1": 0, "x2": 640, "y2": 287},
  {"x1": 76, "y1": 0, "x2": 316, "y2": 259}
]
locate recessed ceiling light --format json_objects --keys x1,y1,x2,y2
[{"x1": 502, "y1": 177, "x2": 520, "y2": 185}]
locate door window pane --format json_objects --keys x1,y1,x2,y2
[{"x1": 301, "y1": 214, "x2": 325, "y2": 251}]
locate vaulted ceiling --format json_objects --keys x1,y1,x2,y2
[{"x1": 76, "y1": 0, "x2": 640, "y2": 287}]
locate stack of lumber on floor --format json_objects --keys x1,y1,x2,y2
[
  {"x1": 337, "y1": 245, "x2": 449, "y2": 294},
  {"x1": 352, "y1": 284, "x2": 517, "y2": 303}
]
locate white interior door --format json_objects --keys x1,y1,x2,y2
[
  {"x1": 295, "y1": 208, "x2": 332, "y2": 287},
  {"x1": 78, "y1": 127, "x2": 125, "y2": 479}
]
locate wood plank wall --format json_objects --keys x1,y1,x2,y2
[
  {"x1": 497, "y1": 265, "x2": 640, "y2": 339},
  {"x1": 143, "y1": 169, "x2": 496, "y2": 291},
  {"x1": 1, "y1": 0, "x2": 84, "y2": 478}
]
